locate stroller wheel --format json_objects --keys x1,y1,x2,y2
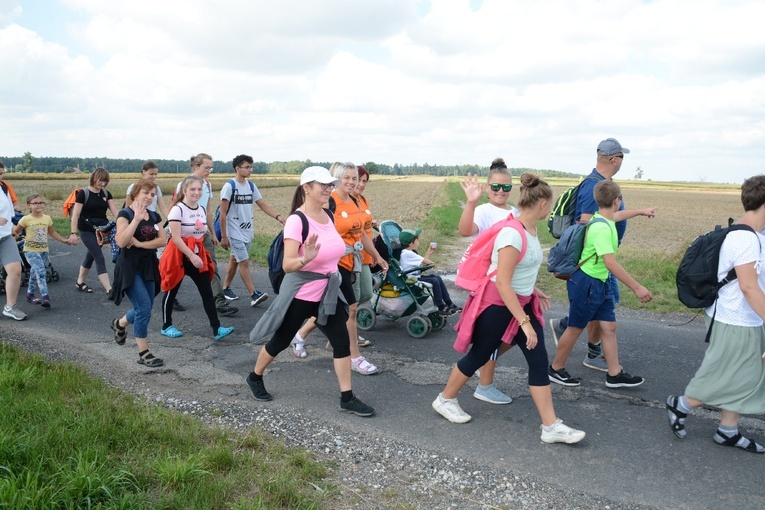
[
  {"x1": 356, "y1": 305, "x2": 376, "y2": 331},
  {"x1": 406, "y1": 315, "x2": 430, "y2": 338},
  {"x1": 51, "y1": 271, "x2": 60, "y2": 282},
  {"x1": 428, "y1": 312, "x2": 446, "y2": 331}
]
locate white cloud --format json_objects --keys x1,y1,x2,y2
[{"x1": 1, "y1": 0, "x2": 764, "y2": 181}]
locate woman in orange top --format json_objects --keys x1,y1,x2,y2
[{"x1": 292, "y1": 163, "x2": 387, "y2": 375}]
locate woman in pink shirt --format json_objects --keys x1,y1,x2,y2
[{"x1": 246, "y1": 167, "x2": 375, "y2": 417}]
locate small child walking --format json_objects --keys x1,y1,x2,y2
[{"x1": 13, "y1": 194, "x2": 71, "y2": 307}]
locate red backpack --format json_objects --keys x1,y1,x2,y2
[{"x1": 454, "y1": 214, "x2": 527, "y2": 292}]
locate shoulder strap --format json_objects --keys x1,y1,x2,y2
[
  {"x1": 328, "y1": 196, "x2": 336, "y2": 214},
  {"x1": 292, "y1": 210, "x2": 310, "y2": 244},
  {"x1": 0, "y1": 181, "x2": 7, "y2": 194}
]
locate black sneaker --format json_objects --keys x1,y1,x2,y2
[
  {"x1": 246, "y1": 373, "x2": 273, "y2": 401},
  {"x1": 339, "y1": 396, "x2": 375, "y2": 417},
  {"x1": 173, "y1": 299, "x2": 186, "y2": 312},
  {"x1": 217, "y1": 304, "x2": 239, "y2": 317},
  {"x1": 606, "y1": 370, "x2": 644, "y2": 388},
  {"x1": 548, "y1": 365, "x2": 582, "y2": 387}
]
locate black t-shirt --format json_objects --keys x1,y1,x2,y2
[{"x1": 76, "y1": 188, "x2": 113, "y2": 231}]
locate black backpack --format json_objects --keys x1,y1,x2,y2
[
  {"x1": 267, "y1": 209, "x2": 334, "y2": 294},
  {"x1": 547, "y1": 175, "x2": 600, "y2": 239},
  {"x1": 676, "y1": 220, "x2": 758, "y2": 341}
]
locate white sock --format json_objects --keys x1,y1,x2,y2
[{"x1": 293, "y1": 332, "x2": 304, "y2": 344}]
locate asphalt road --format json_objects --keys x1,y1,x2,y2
[{"x1": 2, "y1": 242, "x2": 764, "y2": 509}]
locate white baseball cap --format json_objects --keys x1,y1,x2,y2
[{"x1": 300, "y1": 166, "x2": 340, "y2": 186}]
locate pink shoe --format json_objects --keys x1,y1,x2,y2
[
  {"x1": 351, "y1": 356, "x2": 378, "y2": 375},
  {"x1": 291, "y1": 340, "x2": 307, "y2": 358}
]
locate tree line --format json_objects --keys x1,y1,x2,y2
[{"x1": 0, "y1": 153, "x2": 582, "y2": 179}]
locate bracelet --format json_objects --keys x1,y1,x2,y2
[
  {"x1": 70, "y1": 232, "x2": 78, "y2": 236},
  {"x1": 276, "y1": 214, "x2": 281, "y2": 221},
  {"x1": 517, "y1": 315, "x2": 531, "y2": 327}
]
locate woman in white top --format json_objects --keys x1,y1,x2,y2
[
  {"x1": 125, "y1": 161, "x2": 170, "y2": 219},
  {"x1": 456, "y1": 157, "x2": 520, "y2": 405},
  {"x1": 433, "y1": 173, "x2": 584, "y2": 444},
  {"x1": 666, "y1": 175, "x2": 765, "y2": 453}
]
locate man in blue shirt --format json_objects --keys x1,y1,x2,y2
[{"x1": 549, "y1": 138, "x2": 656, "y2": 374}]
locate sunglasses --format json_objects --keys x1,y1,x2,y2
[
  {"x1": 612, "y1": 155, "x2": 624, "y2": 159},
  {"x1": 489, "y1": 183, "x2": 513, "y2": 192}
]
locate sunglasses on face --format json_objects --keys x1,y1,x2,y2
[{"x1": 489, "y1": 183, "x2": 513, "y2": 192}]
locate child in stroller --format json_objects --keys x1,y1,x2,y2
[
  {"x1": 398, "y1": 227, "x2": 461, "y2": 317},
  {"x1": 357, "y1": 220, "x2": 446, "y2": 338}
]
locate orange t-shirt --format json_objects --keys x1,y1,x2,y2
[
  {"x1": 356, "y1": 194, "x2": 374, "y2": 265},
  {"x1": 332, "y1": 191, "x2": 365, "y2": 271}
]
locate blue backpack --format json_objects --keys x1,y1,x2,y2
[
  {"x1": 267, "y1": 209, "x2": 333, "y2": 294},
  {"x1": 213, "y1": 179, "x2": 255, "y2": 241},
  {"x1": 547, "y1": 217, "x2": 609, "y2": 280}
]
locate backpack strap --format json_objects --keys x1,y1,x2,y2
[
  {"x1": 292, "y1": 208, "x2": 335, "y2": 244},
  {"x1": 576, "y1": 217, "x2": 610, "y2": 268}
]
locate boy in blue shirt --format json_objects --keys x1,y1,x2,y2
[{"x1": 548, "y1": 180, "x2": 653, "y2": 388}]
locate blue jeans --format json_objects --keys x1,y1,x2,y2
[
  {"x1": 124, "y1": 273, "x2": 156, "y2": 339},
  {"x1": 24, "y1": 251, "x2": 49, "y2": 297}
]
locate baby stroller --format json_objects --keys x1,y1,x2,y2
[
  {"x1": 0, "y1": 212, "x2": 60, "y2": 294},
  {"x1": 355, "y1": 220, "x2": 446, "y2": 338}
]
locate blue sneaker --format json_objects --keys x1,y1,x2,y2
[
  {"x1": 223, "y1": 288, "x2": 239, "y2": 301},
  {"x1": 160, "y1": 325, "x2": 183, "y2": 338},
  {"x1": 214, "y1": 326, "x2": 235, "y2": 341},
  {"x1": 250, "y1": 290, "x2": 268, "y2": 307},
  {"x1": 473, "y1": 383, "x2": 513, "y2": 404}
]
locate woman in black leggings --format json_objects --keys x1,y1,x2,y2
[{"x1": 432, "y1": 173, "x2": 585, "y2": 444}]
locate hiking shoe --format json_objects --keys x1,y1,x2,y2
[
  {"x1": 250, "y1": 290, "x2": 268, "y2": 307},
  {"x1": 214, "y1": 326, "x2": 235, "y2": 341},
  {"x1": 605, "y1": 370, "x2": 644, "y2": 388},
  {"x1": 26, "y1": 293, "x2": 41, "y2": 305},
  {"x1": 40, "y1": 295, "x2": 51, "y2": 308},
  {"x1": 540, "y1": 419, "x2": 586, "y2": 444},
  {"x1": 173, "y1": 299, "x2": 186, "y2": 311},
  {"x1": 339, "y1": 396, "x2": 375, "y2": 417},
  {"x1": 473, "y1": 383, "x2": 513, "y2": 404},
  {"x1": 160, "y1": 325, "x2": 183, "y2": 338},
  {"x1": 223, "y1": 287, "x2": 239, "y2": 301},
  {"x1": 3, "y1": 305, "x2": 27, "y2": 321},
  {"x1": 246, "y1": 373, "x2": 273, "y2": 401},
  {"x1": 217, "y1": 304, "x2": 238, "y2": 317},
  {"x1": 549, "y1": 317, "x2": 567, "y2": 346},
  {"x1": 548, "y1": 365, "x2": 582, "y2": 387},
  {"x1": 351, "y1": 356, "x2": 378, "y2": 375},
  {"x1": 583, "y1": 354, "x2": 609, "y2": 372},
  {"x1": 432, "y1": 393, "x2": 472, "y2": 424}
]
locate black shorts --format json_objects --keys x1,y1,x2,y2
[{"x1": 338, "y1": 266, "x2": 357, "y2": 306}]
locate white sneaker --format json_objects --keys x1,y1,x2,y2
[
  {"x1": 540, "y1": 419, "x2": 585, "y2": 444},
  {"x1": 3, "y1": 305, "x2": 27, "y2": 321},
  {"x1": 351, "y1": 356, "x2": 378, "y2": 375},
  {"x1": 432, "y1": 394, "x2": 472, "y2": 424}
]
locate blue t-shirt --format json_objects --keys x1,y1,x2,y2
[{"x1": 574, "y1": 169, "x2": 627, "y2": 243}]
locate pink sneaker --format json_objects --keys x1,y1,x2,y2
[{"x1": 351, "y1": 356, "x2": 378, "y2": 375}]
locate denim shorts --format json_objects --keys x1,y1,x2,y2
[
  {"x1": 566, "y1": 269, "x2": 616, "y2": 328},
  {"x1": 229, "y1": 238, "x2": 251, "y2": 263}
]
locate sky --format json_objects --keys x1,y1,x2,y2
[{"x1": 1, "y1": 0, "x2": 764, "y2": 183}]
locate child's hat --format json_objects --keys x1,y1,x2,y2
[{"x1": 399, "y1": 228, "x2": 422, "y2": 246}]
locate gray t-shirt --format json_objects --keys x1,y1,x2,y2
[{"x1": 220, "y1": 179, "x2": 262, "y2": 241}]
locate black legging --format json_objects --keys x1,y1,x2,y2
[
  {"x1": 79, "y1": 229, "x2": 108, "y2": 275},
  {"x1": 456, "y1": 303, "x2": 550, "y2": 386},
  {"x1": 162, "y1": 257, "x2": 219, "y2": 335},
  {"x1": 265, "y1": 298, "x2": 351, "y2": 359}
]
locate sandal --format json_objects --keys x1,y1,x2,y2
[
  {"x1": 357, "y1": 335, "x2": 372, "y2": 347},
  {"x1": 75, "y1": 282, "x2": 94, "y2": 293},
  {"x1": 714, "y1": 431, "x2": 765, "y2": 453},
  {"x1": 137, "y1": 350, "x2": 164, "y2": 368},
  {"x1": 111, "y1": 318, "x2": 127, "y2": 346},
  {"x1": 666, "y1": 395, "x2": 688, "y2": 439},
  {"x1": 291, "y1": 340, "x2": 308, "y2": 358}
]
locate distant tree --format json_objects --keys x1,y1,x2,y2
[
  {"x1": 634, "y1": 166, "x2": 644, "y2": 180},
  {"x1": 22, "y1": 151, "x2": 35, "y2": 173},
  {"x1": 364, "y1": 161, "x2": 379, "y2": 174}
]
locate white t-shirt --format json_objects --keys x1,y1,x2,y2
[
  {"x1": 126, "y1": 183, "x2": 162, "y2": 212},
  {"x1": 708, "y1": 229, "x2": 765, "y2": 327},
  {"x1": 488, "y1": 226, "x2": 543, "y2": 297},
  {"x1": 167, "y1": 202, "x2": 208, "y2": 243},
  {"x1": 400, "y1": 248, "x2": 425, "y2": 277},
  {"x1": 473, "y1": 203, "x2": 520, "y2": 235},
  {"x1": 220, "y1": 179, "x2": 262, "y2": 241}
]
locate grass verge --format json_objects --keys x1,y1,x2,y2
[{"x1": 0, "y1": 342, "x2": 333, "y2": 509}]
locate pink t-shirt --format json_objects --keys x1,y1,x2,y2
[{"x1": 285, "y1": 211, "x2": 346, "y2": 302}]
